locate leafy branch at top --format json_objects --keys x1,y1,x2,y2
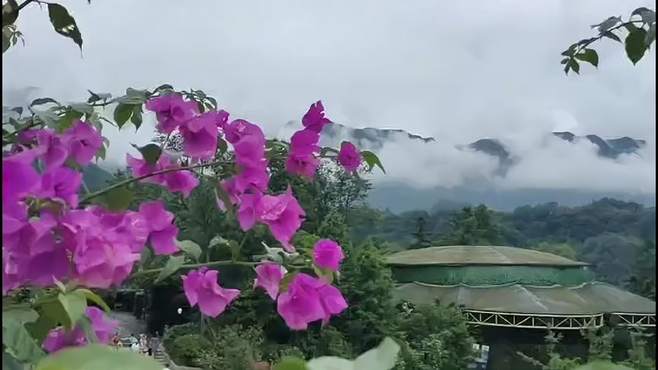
[
  {"x1": 2, "y1": 0, "x2": 84, "y2": 53},
  {"x1": 561, "y1": 7, "x2": 655, "y2": 75}
]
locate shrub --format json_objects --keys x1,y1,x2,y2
[
  {"x1": 195, "y1": 324, "x2": 264, "y2": 370},
  {"x1": 396, "y1": 303, "x2": 475, "y2": 370},
  {"x1": 169, "y1": 334, "x2": 210, "y2": 367},
  {"x1": 162, "y1": 322, "x2": 199, "y2": 353}
]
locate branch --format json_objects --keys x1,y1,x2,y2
[
  {"x1": 80, "y1": 158, "x2": 228, "y2": 204},
  {"x1": 17, "y1": 0, "x2": 37, "y2": 11},
  {"x1": 131, "y1": 259, "x2": 259, "y2": 279}
]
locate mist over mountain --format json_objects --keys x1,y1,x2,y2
[{"x1": 278, "y1": 121, "x2": 655, "y2": 212}]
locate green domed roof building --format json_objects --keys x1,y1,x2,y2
[{"x1": 386, "y1": 245, "x2": 655, "y2": 369}]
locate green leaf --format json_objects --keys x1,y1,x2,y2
[
  {"x1": 35, "y1": 109, "x2": 62, "y2": 129},
  {"x1": 30, "y1": 98, "x2": 60, "y2": 107},
  {"x1": 312, "y1": 265, "x2": 334, "y2": 284},
  {"x1": 155, "y1": 255, "x2": 185, "y2": 283},
  {"x1": 625, "y1": 28, "x2": 648, "y2": 64},
  {"x1": 35, "y1": 344, "x2": 163, "y2": 370},
  {"x1": 565, "y1": 58, "x2": 580, "y2": 74},
  {"x1": 2, "y1": 0, "x2": 19, "y2": 27},
  {"x1": 274, "y1": 357, "x2": 308, "y2": 370},
  {"x1": 3, "y1": 350, "x2": 24, "y2": 370},
  {"x1": 207, "y1": 96, "x2": 218, "y2": 110},
  {"x1": 575, "y1": 48, "x2": 599, "y2": 67},
  {"x1": 130, "y1": 105, "x2": 143, "y2": 129},
  {"x1": 57, "y1": 292, "x2": 87, "y2": 330},
  {"x1": 3, "y1": 319, "x2": 46, "y2": 364},
  {"x1": 306, "y1": 337, "x2": 400, "y2": 370},
  {"x1": 217, "y1": 137, "x2": 228, "y2": 154},
  {"x1": 113, "y1": 103, "x2": 133, "y2": 128},
  {"x1": 58, "y1": 109, "x2": 84, "y2": 132},
  {"x1": 591, "y1": 16, "x2": 621, "y2": 32},
  {"x1": 154, "y1": 84, "x2": 174, "y2": 92},
  {"x1": 77, "y1": 316, "x2": 98, "y2": 343},
  {"x1": 279, "y1": 273, "x2": 298, "y2": 294},
  {"x1": 177, "y1": 240, "x2": 202, "y2": 261},
  {"x1": 602, "y1": 31, "x2": 622, "y2": 43},
  {"x1": 133, "y1": 143, "x2": 161, "y2": 165},
  {"x1": 76, "y1": 289, "x2": 111, "y2": 313},
  {"x1": 360, "y1": 150, "x2": 385, "y2": 173},
  {"x1": 87, "y1": 90, "x2": 111, "y2": 103},
  {"x1": 117, "y1": 88, "x2": 149, "y2": 104},
  {"x1": 560, "y1": 58, "x2": 569, "y2": 65},
  {"x1": 102, "y1": 186, "x2": 134, "y2": 211},
  {"x1": 631, "y1": 7, "x2": 655, "y2": 24},
  {"x1": 69, "y1": 103, "x2": 94, "y2": 115},
  {"x1": 3, "y1": 308, "x2": 39, "y2": 325},
  {"x1": 209, "y1": 235, "x2": 229, "y2": 249},
  {"x1": 624, "y1": 22, "x2": 639, "y2": 32},
  {"x1": 47, "y1": 3, "x2": 83, "y2": 50}
]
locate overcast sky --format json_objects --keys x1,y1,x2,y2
[{"x1": 2, "y1": 0, "x2": 655, "y2": 195}]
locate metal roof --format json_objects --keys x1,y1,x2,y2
[
  {"x1": 393, "y1": 281, "x2": 656, "y2": 315},
  {"x1": 386, "y1": 246, "x2": 589, "y2": 267}
]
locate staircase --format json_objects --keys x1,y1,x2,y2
[{"x1": 153, "y1": 344, "x2": 167, "y2": 366}]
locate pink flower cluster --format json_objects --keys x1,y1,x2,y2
[
  {"x1": 251, "y1": 240, "x2": 347, "y2": 329},
  {"x1": 182, "y1": 267, "x2": 240, "y2": 317},
  {"x1": 126, "y1": 153, "x2": 199, "y2": 198},
  {"x1": 43, "y1": 307, "x2": 118, "y2": 353},
  {"x1": 218, "y1": 118, "x2": 305, "y2": 251},
  {"x1": 2, "y1": 92, "x2": 366, "y2": 344},
  {"x1": 285, "y1": 101, "x2": 363, "y2": 178},
  {"x1": 285, "y1": 101, "x2": 331, "y2": 179},
  {"x1": 2, "y1": 138, "x2": 180, "y2": 293}
]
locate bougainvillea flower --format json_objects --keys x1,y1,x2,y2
[
  {"x1": 182, "y1": 268, "x2": 240, "y2": 318},
  {"x1": 316, "y1": 283, "x2": 348, "y2": 324},
  {"x1": 237, "y1": 192, "x2": 262, "y2": 231},
  {"x1": 256, "y1": 188, "x2": 305, "y2": 251},
  {"x1": 254, "y1": 262, "x2": 287, "y2": 300},
  {"x1": 3, "y1": 150, "x2": 40, "y2": 204},
  {"x1": 217, "y1": 178, "x2": 240, "y2": 211},
  {"x1": 138, "y1": 201, "x2": 179, "y2": 255},
  {"x1": 276, "y1": 273, "x2": 347, "y2": 330},
  {"x1": 289, "y1": 129, "x2": 320, "y2": 155},
  {"x1": 233, "y1": 134, "x2": 267, "y2": 169},
  {"x1": 2, "y1": 216, "x2": 69, "y2": 292},
  {"x1": 43, "y1": 307, "x2": 118, "y2": 353},
  {"x1": 34, "y1": 129, "x2": 69, "y2": 170},
  {"x1": 312, "y1": 239, "x2": 345, "y2": 272},
  {"x1": 145, "y1": 93, "x2": 198, "y2": 133},
  {"x1": 72, "y1": 229, "x2": 141, "y2": 289},
  {"x1": 24, "y1": 231, "x2": 71, "y2": 287},
  {"x1": 302, "y1": 101, "x2": 332, "y2": 133},
  {"x1": 163, "y1": 169, "x2": 199, "y2": 198},
  {"x1": 337, "y1": 141, "x2": 362, "y2": 173},
  {"x1": 42, "y1": 326, "x2": 86, "y2": 353},
  {"x1": 62, "y1": 120, "x2": 103, "y2": 166},
  {"x1": 180, "y1": 111, "x2": 223, "y2": 160},
  {"x1": 285, "y1": 152, "x2": 319, "y2": 180},
  {"x1": 224, "y1": 119, "x2": 263, "y2": 144},
  {"x1": 38, "y1": 166, "x2": 83, "y2": 207},
  {"x1": 234, "y1": 164, "x2": 270, "y2": 194},
  {"x1": 86, "y1": 306, "x2": 119, "y2": 343}
]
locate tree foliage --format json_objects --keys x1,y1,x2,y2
[{"x1": 561, "y1": 7, "x2": 656, "y2": 74}]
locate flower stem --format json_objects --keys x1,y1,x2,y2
[
  {"x1": 79, "y1": 159, "x2": 227, "y2": 204},
  {"x1": 131, "y1": 259, "x2": 259, "y2": 279}
]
